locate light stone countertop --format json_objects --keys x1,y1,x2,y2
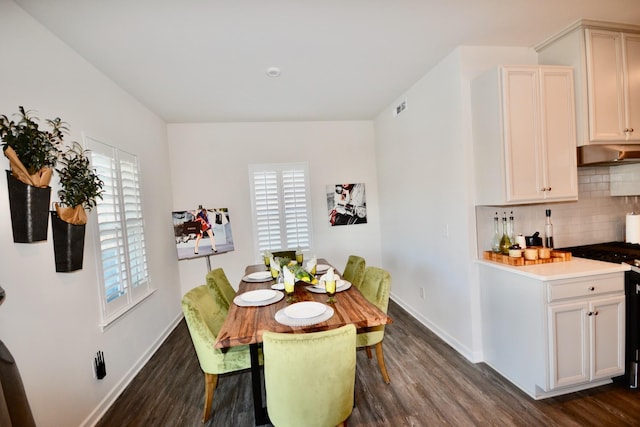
[{"x1": 476, "y1": 257, "x2": 629, "y2": 281}]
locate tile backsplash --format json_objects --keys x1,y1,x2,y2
[{"x1": 476, "y1": 166, "x2": 640, "y2": 255}]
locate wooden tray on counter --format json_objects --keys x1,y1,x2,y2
[{"x1": 482, "y1": 250, "x2": 572, "y2": 266}]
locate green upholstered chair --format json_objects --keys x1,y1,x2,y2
[
  {"x1": 342, "y1": 255, "x2": 366, "y2": 289},
  {"x1": 262, "y1": 324, "x2": 356, "y2": 427},
  {"x1": 205, "y1": 268, "x2": 236, "y2": 310},
  {"x1": 181, "y1": 285, "x2": 255, "y2": 423},
  {"x1": 271, "y1": 250, "x2": 296, "y2": 261},
  {"x1": 357, "y1": 266, "x2": 392, "y2": 384}
]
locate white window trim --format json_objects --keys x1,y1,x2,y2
[
  {"x1": 85, "y1": 134, "x2": 154, "y2": 330},
  {"x1": 248, "y1": 162, "x2": 314, "y2": 261}
]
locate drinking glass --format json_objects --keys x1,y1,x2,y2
[
  {"x1": 325, "y1": 279, "x2": 336, "y2": 304},
  {"x1": 295, "y1": 251, "x2": 303, "y2": 265},
  {"x1": 270, "y1": 266, "x2": 279, "y2": 280},
  {"x1": 284, "y1": 279, "x2": 296, "y2": 303},
  {"x1": 264, "y1": 255, "x2": 271, "y2": 269}
]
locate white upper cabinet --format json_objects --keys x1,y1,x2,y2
[
  {"x1": 537, "y1": 21, "x2": 640, "y2": 146},
  {"x1": 472, "y1": 66, "x2": 578, "y2": 205},
  {"x1": 586, "y1": 30, "x2": 640, "y2": 142}
]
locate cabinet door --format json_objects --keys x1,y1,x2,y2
[
  {"x1": 623, "y1": 34, "x2": 640, "y2": 142},
  {"x1": 548, "y1": 301, "x2": 590, "y2": 389},
  {"x1": 586, "y1": 30, "x2": 627, "y2": 142},
  {"x1": 539, "y1": 68, "x2": 578, "y2": 201},
  {"x1": 591, "y1": 295, "x2": 625, "y2": 380},
  {"x1": 502, "y1": 67, "x2": 543, "y2": 202}
]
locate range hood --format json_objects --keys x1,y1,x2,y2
[{"x1": 578, "y1": 145, "x2": 640, "y2": 167}]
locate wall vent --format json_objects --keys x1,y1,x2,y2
[{"x1": 393, "y1": 99, "x2": 407, "y2": 117}]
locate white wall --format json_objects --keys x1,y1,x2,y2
[
  {"x1": 0, "y1": 2, "x2": 181, "y2": 426},
  {"x1": 374, "y1": 46, "x2": 538, "y2": 361},
  {"x1": 166, "y1": 121, "x2": 382, "y2": 296}
]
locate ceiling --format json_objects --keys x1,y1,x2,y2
[{"x1": 14, "y1": 0, "x2": 640, "y2": 123}]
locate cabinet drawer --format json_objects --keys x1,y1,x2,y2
[{"x1": 546, "y1": 275, "x2": 623, "y2": 302}]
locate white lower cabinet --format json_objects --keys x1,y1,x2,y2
[
  {"x1": 479, "y1": 263, "x2": 626, "y2": 399},
  {"x1": 548, "y1": 295, "x2": 625, "y2": 389}
]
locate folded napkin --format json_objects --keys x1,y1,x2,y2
[
  {"x1": 283, "y1": 266, "x2": 295, "y2": 285},
  {"x1": 306, "y1": 257, "x2": 317, "y2": 272},
  {"x1": 325, "y1": 267, "x2": 335, "y2": 282},
  {"x1": 270, "y1": 256, "x2": 280, "y2": 272}
]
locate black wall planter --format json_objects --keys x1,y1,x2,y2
[
  {"x1": 50, "y1": 211, "x2": 86, "y2": 272},
  {"x1": 6, "y1": 170, "x2": 51, "y2": 243}
]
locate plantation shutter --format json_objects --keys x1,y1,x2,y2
[
  {"x1": 250, "y1": 163, "x2": 313, "y2": 257},
  {"x1": 86, "y1": 136, "x2": 150, "y2": 324}
]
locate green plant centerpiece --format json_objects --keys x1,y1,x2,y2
[
  {"x1": 0, "y1": 106, "x2": 66, "y2": 187},
  {"x1": 55, "y1": 141, "x2": 104, "y2": 225}
]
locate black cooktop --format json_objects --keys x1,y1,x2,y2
[{"x1": 560, "y1": 242, "x2": 640, "y2": 264}]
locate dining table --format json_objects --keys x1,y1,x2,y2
[{"x1": 214, "y1": 259, "x2": 393, "y2": 426}]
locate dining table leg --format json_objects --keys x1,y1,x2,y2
[{"x1": 250, "y1": 343, "x2": 270, "y2": 426}]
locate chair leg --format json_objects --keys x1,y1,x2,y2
[
  {"x1": 374, "y1": 342, "x2": 390, "y2": 384},
  {"x1": 202, "y1": 372, "x2": 218, "y2": 423},
  {"x1": 365, "y1": 346, "x2": 373, "y2": 359}
]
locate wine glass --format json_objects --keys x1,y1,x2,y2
[
  {"x1": 264, "y1": 254, "x2": 271, "y2": 269},
  {"x1": 295, "y1": 250, "x2": 303, "y2": 265},
  {"x1": 270, "y1": 266, "x2": 279, "y2": 280},
  {"x1": 284, "y1": 278, "x2": 296, "y2": 303},
  {"x1": 325, "y1": 279, "x2": 336, "y2": 304}
]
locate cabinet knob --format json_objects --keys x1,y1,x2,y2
[
  {"x1": 630, "y1": 128, "x2": 635, "y2": 133},
  {"x1": 588, "y1": 286, "x2": 595, "y2": 291},
  {"x1": 594, "y1": 311, "x2": 599, "y2": 316},
  {"x1": 625, "y1": 128, "x2": 634, "y2": 133},
  {"x1": 588, "y1": 311, "x2": 593, "y2": 316},
  {"x1": 547, "y1": 187, "x2": 552, "y2": 191}
]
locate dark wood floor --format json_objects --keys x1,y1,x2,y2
[{"x1": 97, "y1": 300, "x2": 640, "y2": 426}]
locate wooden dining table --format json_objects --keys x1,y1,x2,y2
[{"x1": 214, "y1": 260, "x2": 393, "y2": 426}]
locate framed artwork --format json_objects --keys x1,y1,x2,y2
[
  {"x1": 326, "y1": 183, "x2": 367, "y2": 226},
  {"x1": 171, "y1": 206, "x2": 234, "y2": 260}
]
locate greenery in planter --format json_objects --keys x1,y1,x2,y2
[
  {"x1": 0, "y1": 106, "x2": 67, "y2": 187},
  {"x1": 55, "y1": 141, "x2": 104, "y2": 225}
]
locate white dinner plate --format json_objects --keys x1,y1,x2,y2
[
  {"x1": 271, "y1": 283, "x2": 285, "y2": 291},
  {"x1": 243, "y1": 271, "x2": 273, "y2": 282},
  {"x1": 284, "y1": 301, "x2": 327, "y2": 319},
  {"x1": 306, "y1": 279, "x2": 352, "y2": 294},
  {"x1": 240, "y1": 289, "x2": 277, "y2": 303},
  {"x1": 315, "y1": 264, "x2": 331, "y2": 274}
]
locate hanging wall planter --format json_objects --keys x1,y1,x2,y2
[
  {"x1": 6, "y1": 170, "x2": 51, "y2": 243},
  {"x1": 51, "y1": 210, "x2": 85, "y2": 272},
  {"x1": 51, "y1": 142, "x2": 103, "y2": 272},
  {"x1": 1, "y1": 106, "x2": 66, "y2": 243}
]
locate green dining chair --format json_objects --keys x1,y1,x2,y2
[
  {"x1": 357, "y1": 266, "x2": 392, "y2": 384},
  {"x1": 205, "y1": 268, "x2": 236, "y2": 310},
  {"x1": 262, "y1": 324, "x2": 356, "y2": 427},
  {"x1": 342, "y1": 255, "x2": 366, "y2": 289},
  {"x1": 181, "y1": 285, "x2": 257, "y2": 423}
]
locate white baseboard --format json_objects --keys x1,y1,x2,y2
[
  {"x1": 80, "y1": 312, "x2": 184, "y2": 427},
  {"x1": 391, "y1": 292, "x2": 482, "y2": 363}
]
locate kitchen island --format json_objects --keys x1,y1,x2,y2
[{"x1": 478, "y1": 257, "x2": 629, "y2": 399}]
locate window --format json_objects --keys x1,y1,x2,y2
[
  {"x1": 249, "y1": 162, "x2": 313, "y2": 257},
  {"x1": 86, "y1": 136, "x2": 152, "y2": 327}
]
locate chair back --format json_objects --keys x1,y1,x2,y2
[
  {"x1": 342, "y1": 255, "x2": 366, "y2": 288},
  {"x1": 359, "y1": 266, "x2": 391, "y2": 314},
  {"x1": 263, "y1": 324, "x2": 356, "y2": 427},
  {"x1": 206, "y1": 268, "x2": 236, "y2": 309},
  {"x1": 181, "y1": 285, "x2": 250, "y2": 374},
  {"x1": 271, "y1": 250, "x2": 296, "y2": 260}
]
